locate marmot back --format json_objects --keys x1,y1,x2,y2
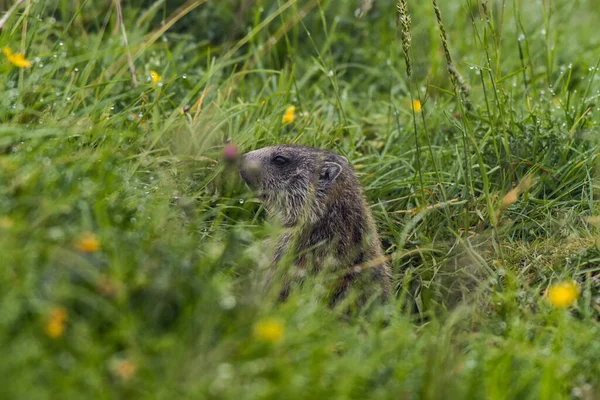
[{"x1": 240, "y1": 144, "x2": 392, "y2": 302}]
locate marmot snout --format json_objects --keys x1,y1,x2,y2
[{"x1": 240, "y1": 144, "x2": 392, "y2": 302}]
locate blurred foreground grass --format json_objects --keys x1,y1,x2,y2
[{"x1": 1, "y1": 0, "x2": 600, "y2": 398}]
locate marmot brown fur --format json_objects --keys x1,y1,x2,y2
[{"x1": 240, "y1": 144, "x2": 392, "y2": 303}]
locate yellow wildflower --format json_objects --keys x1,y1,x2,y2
[
  {"x1": 547, "y1": 281, "x2": 579, "y2": 309},
  {"x1": 282, "y1": 105, "x2": 295, "y2": 124},
  {"x1": 76, "y1": 231, "x2": 100, "y2": 253},
  {"x1": 150, "y1": 70, "x2": 161, "y2": 84},
  {"x1": 3, "y1": 47, "x2": 32, "y2": 68},
  {"x1": 412, "y1": 99, "x2": 422, "y2": 113},
  {"x1": 45, "y1": 307, "x2": 68, "y2": 339},
  {"x1": 253, "y1": 318, "x2": 284, "y2": 343},
  {"x1": 0, "y1": 216, "x2": 14, "y2": 229}
]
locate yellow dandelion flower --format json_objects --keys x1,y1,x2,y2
[
  {"x1": 112, "y1": 358, "x2": 137, "y2": 381},
  {"x1": 282, "y1": 105, "x2": 295, "y2": 124},
  {"x1": 76, "y1": 231, "x2": 100, "y2": 253},
  {"x1": 150, "y1": 70, "x2": 161, "y2": 84},
  {"x1": 3, "y1": 47, "x2": 32, "y2": 68},
  {"x1": 45, "y1": 307, "x2": 68, "y2": 339},
  {"x1": 547, "y1": 281, "x2": 579, "y2": 309},
  {"x1": 253, "y1": 318, "x2": 284, "y2": 343},
  {"x1": 412, "y1": 99, "x2": 422, "y2": 113}
]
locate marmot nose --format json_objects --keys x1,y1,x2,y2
[{"x1": 239, "y1": 156, "x2": 262, "y2": 187}]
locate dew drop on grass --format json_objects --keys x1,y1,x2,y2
[
  {"x1": 220, "y1": 295, "x2": 236, "y2": 310},
  {"x1": 518, "y1": 33, "x2": 525, "y2": 41},
  {"x1": 572, "y1": 388, "x2": 583, "y2": 398},
  {"x1": 239, "y1": 199, "x2": 244, "y2": 204},
  {"x1": 47, "y1": 227, "x2": 65, "y2": 241},
  {"x1": 542, "y1": 347, "x2": 551, "y2": 356},
  {"x1": 182, "y1": 74, "x2": 187, "y2": 79}
]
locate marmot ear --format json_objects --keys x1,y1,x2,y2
[{"x1": 319, "y1": 161, "x2": 342, "y2": 183}]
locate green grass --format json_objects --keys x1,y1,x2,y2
[{"x1": 1, "y1": 0, "x2": 600, "y2": 398}]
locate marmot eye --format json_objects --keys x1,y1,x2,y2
[{"x1": 272, "y1": 156, "x2": 289, "y2": 166}]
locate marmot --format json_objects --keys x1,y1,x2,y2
[{"x1": 239, "y1": 144, "x2": 392, "y2": 303}]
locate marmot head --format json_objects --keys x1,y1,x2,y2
[{"x1": 240, "y1": 144, "x2": 350, "y2": 226}]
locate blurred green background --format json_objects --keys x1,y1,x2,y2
[{"x1": 1, "y1": 0, "x2": 600, "y2": 398}]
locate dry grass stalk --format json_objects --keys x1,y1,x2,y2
[
  {"x1": 0, "y1": 0, "x2": 26, "y2": 31},
  {"x1": 114, "y1": 0, "x2": 138, "y2": 87}
]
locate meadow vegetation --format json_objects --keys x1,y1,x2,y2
[{"x1": 1, "y1": 0, "x2": 600, "y2": 398}]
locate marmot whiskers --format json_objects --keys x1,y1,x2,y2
[{"x1": 240, "y1": 144, "x2": 392, "y2": 303}]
